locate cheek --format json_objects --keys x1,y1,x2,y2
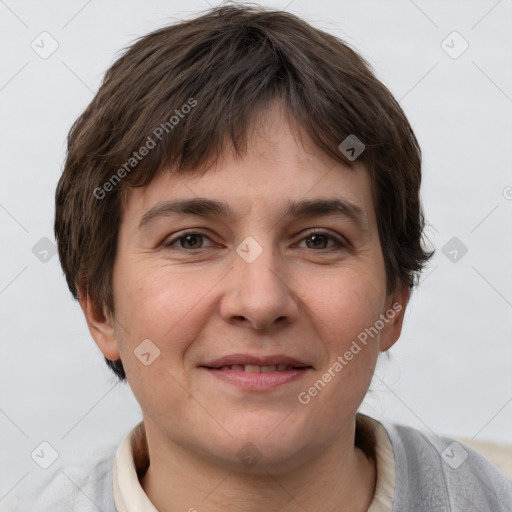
[
  {"x1": 111, "y1": 261, "x2": 221, "y2": 368},
  {"x1": 115, "y1": 259, "x2": 195, "y2": 327},
  {"x1": 298, "y1": 282, "x2": 383, "y2": 425},
  {"x1": 301, "y1": 268, "x2": 385, "y2": 397},
  {"x1": 306, "y1": 265, "x2": 386, "y2": 341},
  {"x1": 110, "y1": 264, "x2": 204, "y2": 420}
]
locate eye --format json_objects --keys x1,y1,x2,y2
[
  {"x1": 164, "y1": 231, "x2": 215, "y2": 250},
  {"x1": 163, "y1": 229, "x2": 349, "y2": 252},
  {"x1": 298, "y1": 229, "x2": 348, "y2": 251}
]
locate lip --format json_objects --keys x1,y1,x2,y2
[
  {"x1": 200, "y1": 367, "x2": 312, "y2": 391},
  {"x1": 200, "y1": 353, "x2": 311, "y2": 368},
  {"x1": 199, "y1": 353, "x2": 313, "y2": 391}
]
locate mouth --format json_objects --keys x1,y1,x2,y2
[
  {"x1": 199, "y1": 354, "x2": 313, "y2": 391},
  {"x1": 201, "y1": 354, "x2": 313, "y2": 369},
  {"x1": 204, "y1": 364, "x2": 309, "y2": 372}
]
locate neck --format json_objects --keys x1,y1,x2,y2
[{"x1": 138, "y1": 415, "x2": 376, "y2": 512}]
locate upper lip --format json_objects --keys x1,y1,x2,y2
[{"x1": 200, "y1": 354, "x2": 312, "y2": 368}]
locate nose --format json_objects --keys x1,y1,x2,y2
[{"x1": 219, "y1": 238, "x2": 300, "y2": 331}]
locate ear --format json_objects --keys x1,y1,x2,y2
[
  {"x1": 379, "y1": 284, "x2": 410, "y2": 352},
  {"x1": 78, "y1": 284, "x2": 120, "y2": 361}
]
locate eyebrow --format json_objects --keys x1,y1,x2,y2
[{"x1": 138, "y1": 197, "x2": 368, "y2": 231}]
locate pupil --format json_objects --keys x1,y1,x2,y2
[
  {"x1": 183, "y1": 234, "x2": 200, "y2": 248},
  {"x1": 308, "y1": 235, "x2": 326, "y2": 249}
]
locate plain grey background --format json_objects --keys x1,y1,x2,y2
[{"x1": 1, "y1": 0, "x2": 511, "y2": 507}]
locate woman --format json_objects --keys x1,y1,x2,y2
[{"x1": 40, "y1": 4, "x2": 512, "y2": 510}]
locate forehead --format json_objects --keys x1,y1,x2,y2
[{"x1": 120, "y1": 105, "x2": 375, "y2": 228}]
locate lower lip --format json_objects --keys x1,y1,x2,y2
[{"x1": 200, "y1": 368, "x2": 311, "y2": 391}]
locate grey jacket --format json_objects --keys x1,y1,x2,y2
[{"x1": 12, "y1": 421, "x2": 512, "y2": 511}]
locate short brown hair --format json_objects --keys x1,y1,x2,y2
[{"x1": 55, "y1": 3, "x2": 433, "y2": 381}]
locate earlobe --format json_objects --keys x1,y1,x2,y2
[
  {"x1": 379, "y1": 284, "x2": 410, "y2": 352},
  {"x1": 78, "y1": 285, "x2": 120, "y2": 361}
]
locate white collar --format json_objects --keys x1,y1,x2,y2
[{"x1": 113, "y1": 414, "x2": 395, "y2": 511}]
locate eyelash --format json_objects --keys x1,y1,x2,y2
[{"x1": 163, "y1": 228, "x2": 349, "y2": 252}]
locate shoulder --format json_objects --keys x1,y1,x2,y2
[
  {"x1": 20, "y1": 444, "x2": 117, "y2": 512},
  {"x1": 380, "y1": 420, "x2": 512, "y2": 512}
]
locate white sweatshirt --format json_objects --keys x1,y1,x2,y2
[{"x1": 13, "y1": 414, "x2": 512, "y2": 511}]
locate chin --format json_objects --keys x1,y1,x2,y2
[{"x1": 206, "y1": 423, "x2": 314, "y2": 474}]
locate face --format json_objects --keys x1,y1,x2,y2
[{"x1": 85, "y1": 105, "x2": 407, "y2": 473}]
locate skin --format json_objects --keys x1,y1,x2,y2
[{"x1": 81, "y1": 103, "x2": 409, "y2": 512}]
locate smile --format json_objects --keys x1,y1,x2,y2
[
  {"x1": 211, "y1": 364, "x2": 302, "y2": 372},
  {"x1": 200, "y1": 365, "x2": 312, "y2": 391}
]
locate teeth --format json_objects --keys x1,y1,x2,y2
[{"x1": 217, "y1": 364, "x2": 296, "y2": 372}]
